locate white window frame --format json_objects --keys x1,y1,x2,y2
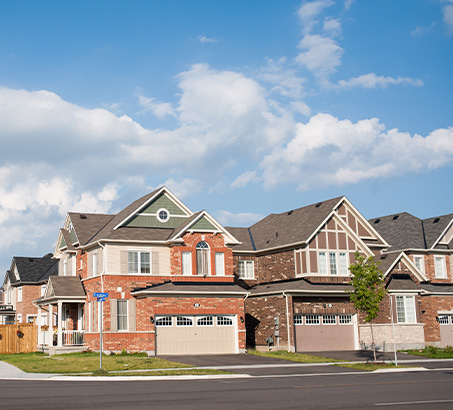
[
  {"x1": 238, "y1": 260, "x2": 254, "y2": 279},
  {"x1": 438, "y1": 315, "x2": 450, "y2": 325},
  {"x1": 413, "y1": 255, "x2": 425, "y2": 274},
  {"x1": 17, "y1": 313, "x2": 22, "y2": 323},
  {"x1": 182, "y1": 252, "x2": 192, "y2": 275},
  {"x1": 323, "y1": 315, "x2": 336, "y2": 325},
  {"x1": 396, "y1": 295, "x2": 417, "y2": 324},
  {"x1": 117, "y1": 300, "x2": 128, "y2": 331},
  {"x1": 217, "y1": 316, "x2": 233, "y2": 326},
  {"x1": 318, "y1": 251, "x2": 349, "y2": 276},
  {"x1": 128, "y1": 251, "x2": 151, "y2": 274},
  {"x1": 27, "y1": 314, "x2": 36, "y2": 324},
  {"x1": 63, "y1": 259, "x2": 67, "y2": 276},
  {"x1": 156, "y1": 208, "x2": 170, "y2": 223},
  {"x1": 294, "y1": 315, "x2": 303, "y2": 325},
  {"x1": 318, "y1": 252, "x2": 327, "y2": 275},
  {"x1": 434, "y1": 256, "x2": 447, "y2": 279},
  {"x1": 41, "y1": 284, "x2": 46, "y2": 297},
  {"x1": 305, "y1": 315, "x2": 320, "y2": 325},
  {"x1": 155, "y1": 316, "x2": 173, "y2": 327},
  {"x1": 215, "y1": 253, "x2": 225, "y2": 276},
  {"x1": 17, "y1": 286, "x2": 22, "y2": 302},
  {"x1": 196, "y1": 242, "x2": 210, "y2": 276},
  {"x1": 339, "y1": 314, "x2": 352, "y2": 324},
  {"x1": 176, "y1": 316, "x2": 193, "y2": 327},
  {"x1": 197, "y1": 316, "x2": 214, "y2": 326}
]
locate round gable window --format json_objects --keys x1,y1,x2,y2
[{"x1": 157, "y1": 208, "x2": 169, "y2": 223}]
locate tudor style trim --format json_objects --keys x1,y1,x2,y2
[{"x1": 380, "y1": 252, "x2": 428, "y2": 282}]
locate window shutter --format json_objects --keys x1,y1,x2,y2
[
  {"x1": 128, "y1": 299, "x2": 136, "y2": 331},
  {"x1": 110, "y1": 299, "x2": 117, "y2": 332},
  {"x1": 152, "y1": 251, "x2": 159, "y2": 274},
  {"x1": 121, "y1": 251, "x2": 127, "y2": 274}
]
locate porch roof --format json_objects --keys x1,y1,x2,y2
[{"x1": 35, "y1": 276, "x2": 86, "y2": 305}]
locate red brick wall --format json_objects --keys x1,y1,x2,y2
[
  {"x1": 170, "y1": 232, "x2": 234, "y2": 281},
  {"x1": 15, "y1": 285, "x2": 41, "y2": 322},
  {"x1": 420, "y1": 295, "x2": 453, "y2": 344}
]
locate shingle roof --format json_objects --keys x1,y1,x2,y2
[
  {"x1": 387, "y1": 275, "x2": 420, "y2": 291},
  {"x1": 369, "y1": 212, "x2": 453, "y2": 251},
  {"x1": 227, "y1": 196, "x2": 343, "y2": 252},
  {"x1": 249, "y1": 278, "x2": 351, "y2": 295},
  {"x1": 48, "y1": 276, "x2": 86, "y2": 298},
  {"x1": 11, "y1": 254, "x2": 58, "y2": 284},
  {"x1": 132, "y1": 281, "x2": 248, "y2": 295},
  {"x1": 421, "y1": 283, "x2": 453, "y2": 294}
]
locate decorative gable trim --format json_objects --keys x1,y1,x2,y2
[
  {"x1": 169, "y1": 210, "x2": 241, "y2": 245},
  {"x1": 113, "y1": 186, "x2": 192, "y2": 230},
  {"x1": 431, "y1": 217, "x2": 453, "y2": 249},
  {"x1": 381, "y1": 252, "x2": 428, "y2": 282}
]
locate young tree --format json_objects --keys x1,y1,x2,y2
[{"x1": 348, "y1": 251, "x2": 386, "y2": 362}]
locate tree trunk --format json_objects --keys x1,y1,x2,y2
[{"x1": 370, "y1": 321, "x2": 377, "y2": 363}]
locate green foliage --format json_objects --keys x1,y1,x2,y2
[{"x1": 348, "y1": 251, "x2": 386, "y2": 323}]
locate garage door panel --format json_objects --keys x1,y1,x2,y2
[
  {"x1": 156, "y1": 315, "x2": 236, "y2": 355},
  {"x1": 439, "y1": 315, "x2": 453, "y2": 348},
  {"x1": 295, "y1": 314, "x2": 355, "y2": 352}
]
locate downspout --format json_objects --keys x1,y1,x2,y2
[{"x1": 283, "y1": 292, "x2": 291, "y2": 352}]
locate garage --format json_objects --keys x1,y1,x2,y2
[
  {"x1": 439, "y1": 314, "x2": 453, "y2": 347},
  {"x1": 155, "y1": 315, "x2": 237, "y2": 355},
  {"x1": 294, "y1": 314, "x2": 356, "y2": 352}
]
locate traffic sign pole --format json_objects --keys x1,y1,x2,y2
[{"x1": 93, "y1": 293, "x2": 109, "y2": 370}]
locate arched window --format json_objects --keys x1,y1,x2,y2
[{"x1": 196, "y1": 241, "x2": 210, "y2": 275}]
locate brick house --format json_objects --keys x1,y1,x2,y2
[
  {"x1": 1, "y1": 254, "x2": 58, "y2": 325},
  {"x1": 227, "y1": 197, "x2": 431, "y2": 352},
  {"x1": 369, "y1": 212, "x2": 453, "y2": 348},
  {"x1": 35, "y1": 187, "x2": 247, "y2": 355}
]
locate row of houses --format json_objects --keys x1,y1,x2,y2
[{"x1": 1, "y1": 186, "x2": 452, "y2": 355}]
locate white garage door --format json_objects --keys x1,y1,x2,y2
[
  {"x1": 294, "y1": 314, "x2": 356, "y2": 352},
  {"x1": 439, "y1": 315, "x2": 453, "y2": 347},
  {"x1": 156, "y1": 315, "x2": 237, "y2": 355}
]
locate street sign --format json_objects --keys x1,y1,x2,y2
[
  {"x1": 93, "y1": 292, "x2": 109, "y2": 298},
  {"x1": 97, "y1": 298, "x2": 106, "y2": 302}
]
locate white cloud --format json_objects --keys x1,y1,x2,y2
[
  {"x1": 198, "y1": 35, "x2": 220, "y2": 43},
  {"x1": 410, "y1": 22, "x2": 437, "y2": 37},
  {"x1": 295, "y1": 34, "x2": 343, "y2": 77},
  {"x1": 231, "y1": 171, "x2": 259, "y2": 189},
  {"x1": 443, "y1": 4, "x2": 453, "y2": 34},
  {"x1": 323, "y1": 18, "x2": 342, "y2": 37},
  {"x1": 343, "y1": 0, "x2": 354, "y2": 11},
  {"x1": 336, "y1": 73, "x2": 424, "y2": 89},
  {"x1": 215, "y1": 210, "x2": 264, "y2": 227},
  {"x1": 298, "y1": 0, "x2": 334, "y2": 34},
  {"x1": 162, "y1": 178, "x2": 202, "y2": 199},
  {"x1": 256, "y1": 114, "x2": 453, "y2": 190},
  {"x1": 138, "y1": 95, "x2": 175, "y2": 118}
]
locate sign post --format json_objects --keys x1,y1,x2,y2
[{"x1": 93, "y1": 292, "x2": 109, "y2": 370}]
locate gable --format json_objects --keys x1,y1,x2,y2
[
  {"x1": 59, "y1": 235, "x2": 67, "y2": 250},
  {"x1": 122, "y1": 191, "x2": 190, "y2": 229},
  {"x1": 190, "y1": 215, "x2": 217, "y2": 232}
]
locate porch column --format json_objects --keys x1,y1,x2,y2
[
  {"x1": 37, "y1": 306, "x2": 42, "y2": 346},
  {"x1": 47, "y1": 305, "x2": 53, "y2": 347},
  {"x1": 57, "y1": 302, "x2": 63, "y2": 347}
]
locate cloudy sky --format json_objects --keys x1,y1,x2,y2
[{"x1": 0, "y1": 0, "x2": 452, "y2": 282}]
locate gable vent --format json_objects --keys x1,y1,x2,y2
[
  {"x1": 392, "y1": 215, "x2": 399, "y2": 220},
  {"x1": 80, "y1": 214, "x2": 87, "y2": 219},
  {"x1": 374, "y1": 219, "x2": 380, "y2": 224},
  {"x1": 315, "y1": 202, "x2": 322, "y2": 208},
  {"x1": 433, "y1": 218, "x2": 440, "y2": 223}
]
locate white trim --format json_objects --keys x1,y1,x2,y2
[
  {"x1": 431, "y1": 217, "x2": 453, "y2": 248},
  {"x1": 434, "y1": 255, "x2": 448, "y2": 279},
  {"x1": 156, "y1": 208, "x2": 170, "y2": 223},
  {"x1": 381, "y1": 252, "x2": 428, "y2": 282}
]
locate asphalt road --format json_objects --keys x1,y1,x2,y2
[{"x1": 1, "y1": 369, "x2": 453, "y2": 410}]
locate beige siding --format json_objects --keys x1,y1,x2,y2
[
  {"x1": 105, "y1": 244, "x2": 171, "y2": 275},
  {"x1": 87, "y1": 247, "x2": 104, "y2": 277}
]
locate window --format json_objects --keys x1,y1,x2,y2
[
  {"x1": 117, "y1": 300, "x2": 128, "y2": 331},
  {"x1": 318, "y1": 252, "x2": 349, "y2": 275},
  {"x1": 157, "y1": 208, "x2": 169, "y2": 223},
  {"x1": 128, "y1": 251, "x2": 151, "y2": 274},
  {"x1": 238, "y1": 260, "x2": 254, "y2": 279},
  {"x1": 215, "y1": 253, "x2": 225, "y2": 276},
  {"x1": 17, "y1": 287, "x2": 22, "y2": 302},
  {"x1": 155, "y1": 316, "x2": 172, "y2": 327},
  {"x1": 27, "y1": 315, "x2": 36, "y2": 324},
  {"x1": 318, "y1": 252, "x2": 327, "y2": 275},
  {"x1": 182, "y1": 252, "x2": 192, "y2": 275},
  {"x1": 305, "y1": 315, "x2": 320, "y2": 325},
  {"x1": 63, "y1": 259, "x2": 67, "y2": 276},
  {"x1": 17, "y1": 314, "x2": 22, "y2": 323},
  {"x1": 217, "y1": 316, "x2": 233, "y2": 326},
  {"x1": 294, "y1": 315, "x2": 303, "y2": 325},
  {"x1": 197, "y1": 316, "x2": 213, "y2": 326},
  {"x1": 176, "y1": 316, "x2": 193, "y2": 327},
  {"x1": 438, "y1": 315, "x2": 450, "y2": 325},
  {"x1": 79, "y1": 258, "x2": 83, "y2": 270},
  {"x1": 41, "y1": 284, "x2": 46, "y2": 297},
  {"x1": 323, "y1": 315, "x2": 336, "y2": 324},
  {"x1": 92, "y1": 253, "x2": 97, "y2": 277},
  {"x1": 339, "y1": 314, "x2": 352, "y2": 324},
  {"x1": 413, "y1": 256, "x2": 425, "y2": 274},
  {"x1": 396, "y1": 295, "x2": 416, "y2": 323},
  {"x1": 329, "y1": 253, "x2": 337, "y2": 275},
  {"x1": 196, "y1": 242, "x2": 210, "y2": 275},
  {"x1": 435, "y1": 256, "x2": 447, "y2": 278}
]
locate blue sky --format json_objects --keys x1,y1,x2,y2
[{"x1": 0, "y1": 0, "x2": 452, "y2": 282}]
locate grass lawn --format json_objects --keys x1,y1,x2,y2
[
  {"x1": 333, "y1": 362, "x2": 407, "y2": 371},
  {"x1": 247, "y1": 349, "x2": 344, "y2": 363},
  {"x1": 0, "y1": 352, "x2": 191, "y2": 374},
  {"x1": 404, "y1": 347, "x2": 453, "y2": 359}
]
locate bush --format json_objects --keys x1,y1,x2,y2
[{"x1": 443, "y1": 345, "x2": 453, "y2": 353}]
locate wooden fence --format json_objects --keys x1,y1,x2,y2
[{"x1": 0, "y1": 323, "x2": 37, "y2": 354}]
